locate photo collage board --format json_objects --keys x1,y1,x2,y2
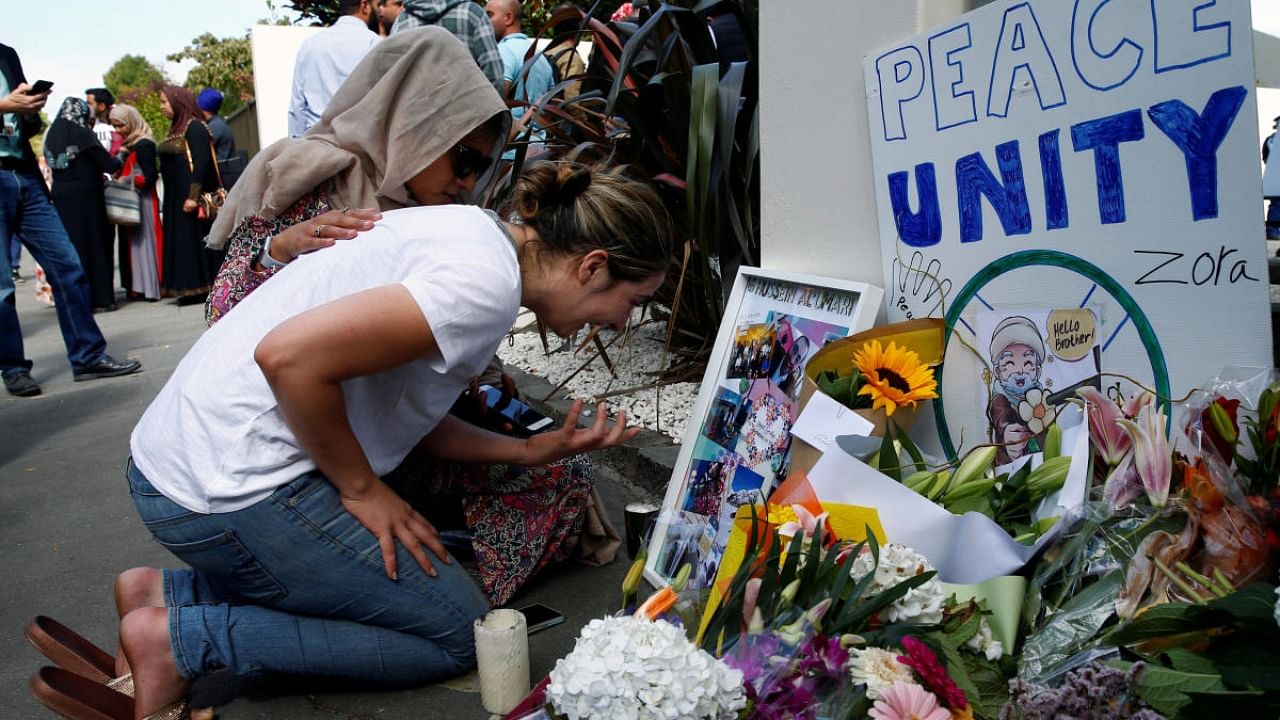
[{"x1": 646, "y1": 269, "x2": 881, "y2": 587}]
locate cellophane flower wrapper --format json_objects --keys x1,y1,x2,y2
[
  {"x1": 1181, "y1": 366, "x2": 1280, "y2": 493},
  {"x1": 1016, "y1": 501, "x2": 1173, "y2": 683}
]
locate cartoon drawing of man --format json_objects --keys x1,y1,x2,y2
[
  {"x1": 989, "y1": 315, "x2": 1044, "y2": 403},
  {"x1": 987, "y1": 315, "x2": 1045, "y2": 465}
]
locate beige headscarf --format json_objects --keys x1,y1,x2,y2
[
  {"x1": 206, "y1": 26, "x2": 510, "y2": 249},
  {"x1": 108, "y1": 104, "x2": 154, "y2": 149}
]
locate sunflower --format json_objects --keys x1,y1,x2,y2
[{"x1": 853, "y1": 340, "x2": 938, "y2": 416}]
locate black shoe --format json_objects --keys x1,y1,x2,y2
[
  {"x1": 72, "y1": 355, "x2": 142, "y2": 382},
  {"x1": 92, "y1": 303, "x2": 118, "y2": 314},
  {"x1": 4, "y1": 370, "x2": 42, "y2": 397},
  {"x1": 11, "y1": 268, "x2": 23, "y2": 285}
]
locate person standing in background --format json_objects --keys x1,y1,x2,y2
[
  {"x1": 198, "y1": 89, "x2": 235, "y2": 163},
  {"x1": 0, "y1": 43, "x2": 143, "y2": 398},
  {"x1": 376, "y1": 0, "x2": 405, "y2": 35},
  {"x1": 544, "y1": 6, "x2": 586, "y2": 105},
  {"x1": 88, "y1": 87, "x2": 131, "y2": 295},
  {"x1": 44, "y1": 97, "x2": 121, "y2": 312},
  {"x1": 288, "y1": 0, "x2": 380, "y2": 137},
  {"x1": 485, "y1": 0, "x2": 555, "y2": 155},
  {"x1": 393, "y1": 0, "x2": 503, "y2": 91},
  {"x1": 110, "y1": 104, "x2": 162, "y2": 301},
  {"x1": 1264, "y1": 116, "x2": 1280, "y2": 242},
  {"x1": 197, "y1": 87, "x2": 245, "y2": 189},
  {"x1": 157, "y1": 86, "x2": 222, "y2": 303},
  {"x1": 85, "y1": 88, "x2": 122, "y2": 155}
]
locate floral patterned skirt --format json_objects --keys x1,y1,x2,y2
[{"x1": 384, "y1": 447, "x2": 594, "y2": 606}]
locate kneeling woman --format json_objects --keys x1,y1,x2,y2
[{"x1": 114, "y1": 160, "x2": 672, "y2": 717}]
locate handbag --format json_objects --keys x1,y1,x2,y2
[
  {"x1": 185, "y1": 135, "x2": 228, "y2": 221},
  {"x1": 104, "y1": 159, "x2": 142, "y2": 226}
]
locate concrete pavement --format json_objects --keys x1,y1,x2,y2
[{"x1": 0, "y1": 254, "x2": 669, "y2": 719}]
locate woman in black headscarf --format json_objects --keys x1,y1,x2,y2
[{"x1": 43, "y1": 97, "x2": 122, "y2": 311}]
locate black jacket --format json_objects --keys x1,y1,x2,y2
[{"x1": 0, "y1": 44, "x2": 47, "y2": 178}]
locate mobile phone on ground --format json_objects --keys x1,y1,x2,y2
[
  {"x1": 28, "y1": 80, "x2": 53, "y2": 94},
  {"x1": 478, "y1": 383, "x2": 555, "y2": 435},
  {"x1": 517, "y1": 603, "x2": 565, "y2": 634}
]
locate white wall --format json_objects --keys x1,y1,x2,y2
[
  {"x1": 759, "y1": 0, "x2": 969, "y2": 295},
  {"x1": 251, "y1": 24, "x2": 323, "y2": 150}
]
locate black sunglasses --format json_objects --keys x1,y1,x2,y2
[{"x1": 450, "y1": 143, "x2": 493, "y2": 181}]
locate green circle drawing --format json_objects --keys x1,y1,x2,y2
[{"x1": 934, "y1": 249, "x2": 1171, "y2": 460}]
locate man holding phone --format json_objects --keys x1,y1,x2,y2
[{"x1": 0, "y1": 43, "x2": 143, "y2": 397}]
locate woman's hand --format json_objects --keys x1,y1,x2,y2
[
  {"x1": 339, "y1": 478, "x2": 450, "y2": 581},
  {"x1": 267, "y1": 207, "x2": 381, "y2": 264},
  {"x1": 521, "y1": 399, "x2": 641, "y2": 466},
  {"x1": 182, "y1": 198, "x2": 198, "y2": 213}
]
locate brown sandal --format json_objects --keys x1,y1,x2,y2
[
  {"x1": 30, "y1": 666, "x2": 132, "y2": 720},
  {"x1": 30, "y1": 666, "x2": 189, "y2": 720},
  {"x1": 25, "y1": 616, "x2": 116, "y2": 683}
]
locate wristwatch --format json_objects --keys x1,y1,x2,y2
[{"x1": 258, "y1": 235, "x2": 289, "y2": 270}]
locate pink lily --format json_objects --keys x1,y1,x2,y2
[
  {"x1": 1076, "y1": 386, "x2": 1131, "y2": 466},
  {"x1": 1116, "y1": 399, "x2": 1171, "y2": 508},
  {"x1": 742, "y1": 577, "x2": 762, "y2": 626},
  {"x1": 777, "y1": 504, "x2": 829, "y2": 542},
  {"x1": 1102, "y1": 453, "x2": 1144, "y2": 508}
]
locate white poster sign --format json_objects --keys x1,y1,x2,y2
[{"x1": 863, "y1": 0, "x2": 1273, "y2": 456}]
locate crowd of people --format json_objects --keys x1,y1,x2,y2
[{"x1": 5, "y1": 12, "x2": 693, "y2": 719}]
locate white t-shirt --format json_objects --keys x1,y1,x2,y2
[
  {"x1": 92, "y1": 120, "x2": 113, "y2": 151},
  {"x1": 131, "y1": 205, "x2": 521, "y2": 513}
]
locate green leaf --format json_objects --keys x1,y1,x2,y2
[
  {"x1": 1104, "y1": 603, "x2": 1224, "y2": 645},
  {"x1": 1165, "y1": 648, "x2": 1219, "y2": 675},
  {"x1": 1109, "y1": 661, "x2": 1229, "y2": 718},
  {"x1": 878, "y1": 425, "x2": 900, "y2": 481},
  {"x1": 896, "y1": 421, "x2": 927, "y2": 473}
]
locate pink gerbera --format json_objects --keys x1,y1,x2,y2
[{"x1": 869, "y1": 682, "x2": 950, "y2": 720}]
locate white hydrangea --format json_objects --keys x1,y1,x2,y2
[
  {"x1": 847, "y1": 646, "x2": 915, "y2": 699},
  {"x1": 963, "y1": 617, "x2": 1005, "y2": 661},
  {"x1": 545, "y1": 615, "x2": 747, "y2": 720},
  {"x1": 848, "y1": 543, "x2": 946, "y2": 625}
]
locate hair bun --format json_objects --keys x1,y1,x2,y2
[{"x1": 549, "y1": 164, "x2": 592, "y2": 207}]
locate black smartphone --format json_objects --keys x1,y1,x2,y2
[
  {"x1": 518, "y1": 603, "x2": 565, "y2": 634},
  {"x1": 478, "y1": 384, "x2": 555, "y2": 435},
  {"x1": 28, "y1": 80, "x2": 53, "y2": 94}
]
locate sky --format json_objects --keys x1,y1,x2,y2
[
  {"x1": 4, "y1": 0, "x2": 301, "y2": 103},
  {"x1": 4, "y1": 0, "x2": 1279, "y2": 118}
]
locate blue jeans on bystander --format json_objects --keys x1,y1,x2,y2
[
  {"x1": 126, "y1": 459, "x2": 489, "y2": 684},
  {"x1": 0, "y1": 168, "x2": 108, "y2": 375}
]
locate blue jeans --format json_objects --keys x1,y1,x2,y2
[
  {"x1": 0, "y1": 168, "x2": 107, "y2": 375},
  {"x1": 126, "y1": 459, "x2": 489, "y2": 684},
  {"x1": 7, "y1": 233, "x2": 19, "y2": 271}
]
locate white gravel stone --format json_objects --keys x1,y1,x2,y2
[{"x1": 497, "y1": 310, "x2": 700, "y2": 441}]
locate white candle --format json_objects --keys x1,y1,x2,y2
[{"x1": 474, "y1": 608, "x2": 530, "y2": 714}]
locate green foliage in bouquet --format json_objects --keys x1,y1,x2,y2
[
  {"x1": 1018, "y1": 504, "x2": 1185, "y2": 682},
  {"x1": 699, "y1": 517, "x2": 935, "y2": 656},
  {"x1": 1103, "y1": 582, "x2": 1280, "y2": 717},
  {"x1": 897, "y1": 427, "x2": 1071, "y2": 545}
]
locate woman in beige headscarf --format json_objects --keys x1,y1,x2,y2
[
  {"x1": 109, "y1": 104, "x2": 163, "y2": 301},
  {"x1": 205, "y1": 26, "x2": 511, "y2": 324}
]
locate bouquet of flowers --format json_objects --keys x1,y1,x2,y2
[
  {"x1": 1014, "y1": 369, "x2": 1280, "y2": 716},
  {"x1": 697, "y1": 507, "x2": 1013, "y2": 719}
]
